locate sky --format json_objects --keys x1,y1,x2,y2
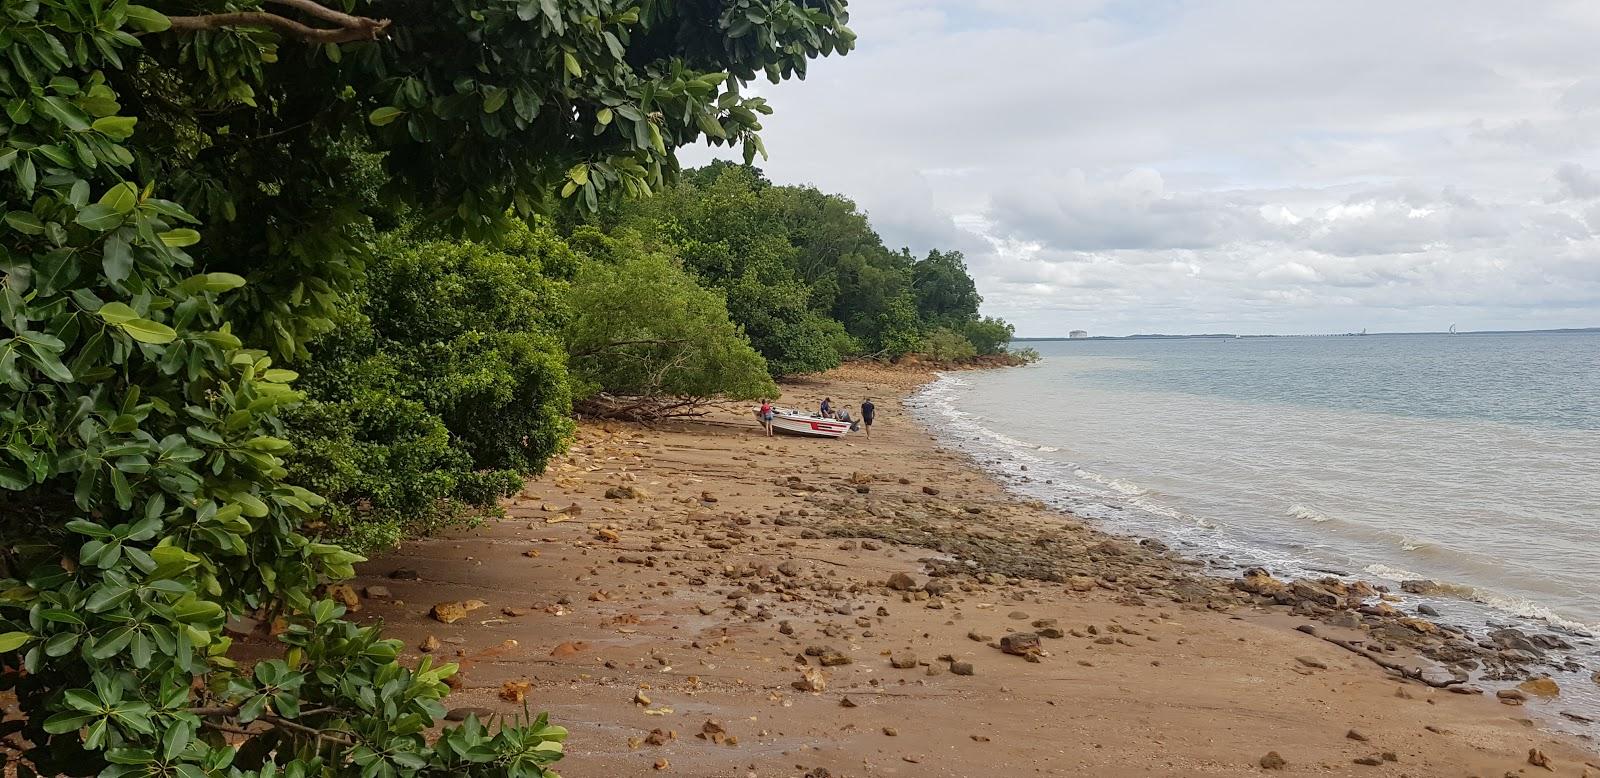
[{"x1": 682, "y1": 0, "x2": 1600, "y2": 337}]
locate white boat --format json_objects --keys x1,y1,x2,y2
[{"x1": 757, "y1": 408, "x2": 851, "y2": 438}]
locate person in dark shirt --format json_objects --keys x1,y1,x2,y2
[
  {"x1": 860, "y1": 398, "x2": 875, "y2": 438},
  {"x1": 820, "y1": 397, "x2": 833, "y2": 418}
]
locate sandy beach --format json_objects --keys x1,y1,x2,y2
[{"x1": 342, "y1": 363, "x2": 1600, "y2": 777}]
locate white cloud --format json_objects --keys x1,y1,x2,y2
[{"x1": 682, "y1": 0, "x2": 1600, "y2": 335}]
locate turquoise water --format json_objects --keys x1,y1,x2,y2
[{"x1": 911, "y1": 332, "x2": 1600, "y2": 719}]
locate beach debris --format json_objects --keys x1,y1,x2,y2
[
  {"x1": 430, "y1": 599, "x2": 486, "y2": 624},
  {"x1": 633, "y1": 690, "x2": 652, "y2": 706},
  {"x1": 1258, "y1": 751, "x2": 1287, "y2": 770},
  {"x1": 1528, "y1": 747, "x2": 1553, "y2": 770},
  {"x1": 653, "y1": 757, "x2": 669, "y2": 770}
]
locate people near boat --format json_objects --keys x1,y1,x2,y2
[
  {"x1": 860, "y1": 398, "x2": 875, "y2": 438},
  {"x1": 820, "y1": 397, "x2": 833, "y2": 418},
  {"x1": 758, "y1": 399, "x2": 775, "y2": 437},
  {"x1": 837, "y1": 405, "x2": 859, "y2": 432}
]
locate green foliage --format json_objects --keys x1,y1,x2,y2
[
  {"x1": 3, "y1": 0, "x2": 851, "y2": 773},
  {"x1": 963, "y1": 316, "x2": 1016, "y2": 356},
  {"x1": 288, "y1": 223, "x2": 575, "y2": 554},
  {"x1": 565, "y1": 232, "x2": 777, "y2": 406},
  {"x1": 912, "y1": 249, "x2": 982, "y2": 330},
  {"x1": 920, "y1": 327, "x2": 978, "y2": 362}
]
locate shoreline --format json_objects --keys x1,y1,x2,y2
[
  {"x1": 344, "y1": 362, "x2": 1600, "y2": 776},
  {"x1": 907, "y1": 368, "x2": 1600, "y2": 732}
]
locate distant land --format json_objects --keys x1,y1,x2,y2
[{"x1": 1014, "y1": 327, "x2": 1600, "y2": 341}]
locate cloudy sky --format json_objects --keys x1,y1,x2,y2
[{"x1": 683, "y1": 0, "x2": 1600, "y2": 336}]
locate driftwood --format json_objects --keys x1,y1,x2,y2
[{"x1": 576, "y1": 394, "x2": 714, "y2": 422}]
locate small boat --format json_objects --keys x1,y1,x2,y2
[{"x1": 756, "y1": 408, "x2": 851, "y2": 439}]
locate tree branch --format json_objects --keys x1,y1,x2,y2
[{"x1": 165, "y1": 1, "x2": 391, "y2": 45}]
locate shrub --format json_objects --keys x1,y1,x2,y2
[
  {"x1": 566, "y1": 239, "x2": 778, "y2": 416},
  {"x1": 920, "y1": 327, "x2": 979, "y2": 362},
  {"x1": 288, "y1": 223, "x2": 575, "y2": 553},
  {"x1": 963, "y1": 316, "x2": 1017, "y2": 356}
]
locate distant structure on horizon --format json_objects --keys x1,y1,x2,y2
[{"x1": 1068, "y1": 330, "x2": 1088, "y2": 339}]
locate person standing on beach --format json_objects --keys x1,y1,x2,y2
[
  {"x1": 759, "y1": 399, "x2": 775, "y2": 437},
  {"x1": 860, "y1": 398, "x2": 875, "y2": 438}
]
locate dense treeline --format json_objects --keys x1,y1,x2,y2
[
  {"x1": 0, "y1": 0, "x2": 856, "y2": 774},
  {"x1": 285, "y1": 163, "x2": 1024, "y2": 552}
]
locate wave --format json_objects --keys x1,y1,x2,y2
[{"x1": 1287, "y1": 504, "x2": 1334, "y2": 523}]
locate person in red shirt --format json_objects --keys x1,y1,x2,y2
[{"x1": 758, "y1": 399, "x2": 775, "y2": 437}]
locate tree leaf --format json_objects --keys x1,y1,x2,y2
[
  {"x1": 563, "y1": 52, "x2": 582, "y2": 78},
  {"x1": 0, "y1": 632, "x2": 32, "y2": 652},
  {"x1": 368, "y1": 106, "x2": 404, "y2": 126},
  {"x1": 100, "y1": 183, "x2": 139, "y2": 213},
  {"x1": 158, "y1": 228, "x2": 200, "y2": 247},
  {"x1": 4, "y1": 211, "x2": 45, "y2": 235},
  {"x1": 119, "y1": 318, "x2": 177, "y2": 345},
  {"x1": 123, "y1": 4, "x2": 171, "y2": 31},
  {"x1": 75, "y1": 203, "x2": 126, "y2": 231},
  {"x1": 103, "y1": 232, "x2": 133, "y2": 283},
  {"x1": 91, "y1": 115, "x2": 137, "y2": 140}
]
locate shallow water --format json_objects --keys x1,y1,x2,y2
[{"x1": 909, "y1": 332, "x2": 1600, "y2": 726}]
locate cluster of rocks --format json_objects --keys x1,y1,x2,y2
[{"x1": 1233, "y1": 568, "x2": 1591, "y2": 693}]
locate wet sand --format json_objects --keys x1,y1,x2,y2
[{"x1": 346, "y1": 363, "x2": 1600, "y2": 777}]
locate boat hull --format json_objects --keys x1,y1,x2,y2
[{"x1": 760, "y1": 411, "x2": 850, "y2": 438}]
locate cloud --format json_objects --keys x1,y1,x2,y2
[{"x1": 681, "y1": 0, "x2": 1600, "y2": 335}]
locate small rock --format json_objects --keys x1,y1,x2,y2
[
  {"x1": 967, "y1": 630, "x2": 993, "y2": 642},
  {"x1": 950, "y1": 660, "x2": 975, "y2": 676},
  {"x1": 419, "y1": 635, "x2": 441, "y2": 653},
  {"x1": 430, "y1": 600, "x2": 486, "y2": 624},
  {"x1": 1518, "y1": 677, "x2": 1560, "y2": 697},
  {"x1": 793, "y1": 667, "x2": 827, "y2": 692},
  {"x1": 363, "y1": 585, "x2": 392, "y2": 599},
  {"x1": 887, "y1": 572, "x2": 919, "y2": 591},
  {"x1": 999, "y1": 633, "x2": 1041, "y2": 656},
  {"x1": 882, "y1": 727, "x2": 897, "y2": 736},
  {"x1": 1528, "y1": 747, "x2": 1553, "y2": 770},
  {"x1": 388, "y1": 568, "x2": 421, "y2": 580},
  {"x1": 1259, "y1": 751, "x2": 1287, "y2": 770},
  {"x1": 840, "y1": 696, "x2": 858, "y2": 708},
  {"x1": 1353, "y1": 756, "x2": 1382, "y2": 766},
  {"x1": 1294, "y1": 656, "x2": 1328, "y2": 670},
  {"x1": 922, "y1": 486, "x2": 940, "y2": 495},
  {"x1": 326, "y1": 584, "x2": 361, "y2": 611},
  {"x1": 1346, "y1": 729, "x2": 1368, "y2": 741},
  {"x1": 890, "y1": 653, "x2": 918, "y2": 669},
  {"x1": 550, "y1": 641, "x2": 589, "y2": 657},
  {"x1": 445, "y1": 707, "x2": 495, "y2": 722}
]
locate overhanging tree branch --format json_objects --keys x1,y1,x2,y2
[{"x1": 166, "y1": 0, "x2": 391, "y2": 44}]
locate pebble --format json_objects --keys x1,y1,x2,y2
[{"x1": 950, "y1": 660, "x2": 975, "y2": 676}]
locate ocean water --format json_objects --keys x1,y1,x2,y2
[{"x1": 910, "y1": 332, "x2": 1600, "y2": 722}]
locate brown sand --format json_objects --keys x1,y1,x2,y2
[{"x1": 348, "y1": 363, "x2": 1600, "y2": 777}]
